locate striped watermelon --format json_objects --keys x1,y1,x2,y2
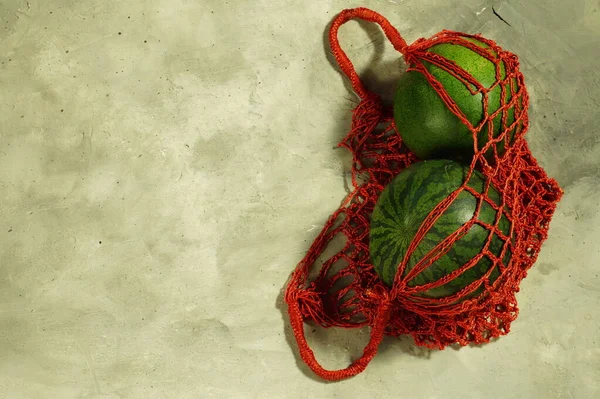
[
  {"x1": 393, "y1": 37, "x2": 521, "y2": 162},
  {"x1": 369, "y1": 159, "x2": 512, "y2": 299}
]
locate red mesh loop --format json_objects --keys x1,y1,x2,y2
[
  {"x1": 285, "y1": 7, "x2": 563, "y2": 381},
  {"x1": 286, "y1": 298, "x2": 391, "y2": 381},
  {"x1": 329, "y1": 7, "x2": 409, "y2": 100}
]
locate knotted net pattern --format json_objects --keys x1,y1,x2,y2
[{"x1": 284, "y1": 7, "x2": 562, "y2": 381}]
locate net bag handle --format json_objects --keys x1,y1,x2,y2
[
  {"x1": 285, "y1": 7, "x2": 409, "y2": 381},
  {"x1": 329, "y1": 7, "x2": 409, "y2": 100},
  {"x1": 287, "y1": 298, "x2": 391, "y2": 381}
]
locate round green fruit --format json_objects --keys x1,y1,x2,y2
[
  {"x1": 394, "y1": 37, "x2": 521, "y2": 161},
  {"x1": 369, "y1": 159, "x2": 511, "y2": 299}
]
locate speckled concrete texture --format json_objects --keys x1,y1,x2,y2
[{"x1": 1, "y1": 0, "x2": 599, "y2": 397}]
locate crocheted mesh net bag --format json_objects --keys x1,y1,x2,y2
[{"x1": 284, "y1": 7, "x2": 562, "y2": 381}]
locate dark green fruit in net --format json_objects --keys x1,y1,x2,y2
[
  {"x1": 393, "y1": 37, "x2": 521, "y2": 161},
  {"x1": 369, "y1": 159, "x2": 512, "y2": 299}
]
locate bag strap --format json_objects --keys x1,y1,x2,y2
[
  {"x1": 328, "y1": 7, "x2": 409, "y2": 99},
  {"x1": 286, "y1": 294, "x2": 391, "y2": 381}
]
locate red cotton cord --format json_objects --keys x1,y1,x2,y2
[{"x1": 284, "y1": 7, "x2": 562, "y2": 381}]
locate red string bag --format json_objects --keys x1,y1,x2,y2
[{"x1": 284, "y1": 7, "x2": 563, "y2": 381}]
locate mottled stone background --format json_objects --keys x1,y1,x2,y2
[{"x1": 1, "y1": 0, "x2": 598, "y2": 397}]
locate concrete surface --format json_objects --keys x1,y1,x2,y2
[{"x1": 1, "y1": 0, "x2": 599, "y2": 397}]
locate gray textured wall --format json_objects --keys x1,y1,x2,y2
[{"x1": 1, "y1": 0, "x2": 598, "y2": 397}]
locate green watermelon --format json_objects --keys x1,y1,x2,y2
[
  {"x1": 393, "y1": 37, "x2": 521, "y2": 161},
  {"x1": 369, "y1": 159, "x2": 511, "y2": 299}
]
